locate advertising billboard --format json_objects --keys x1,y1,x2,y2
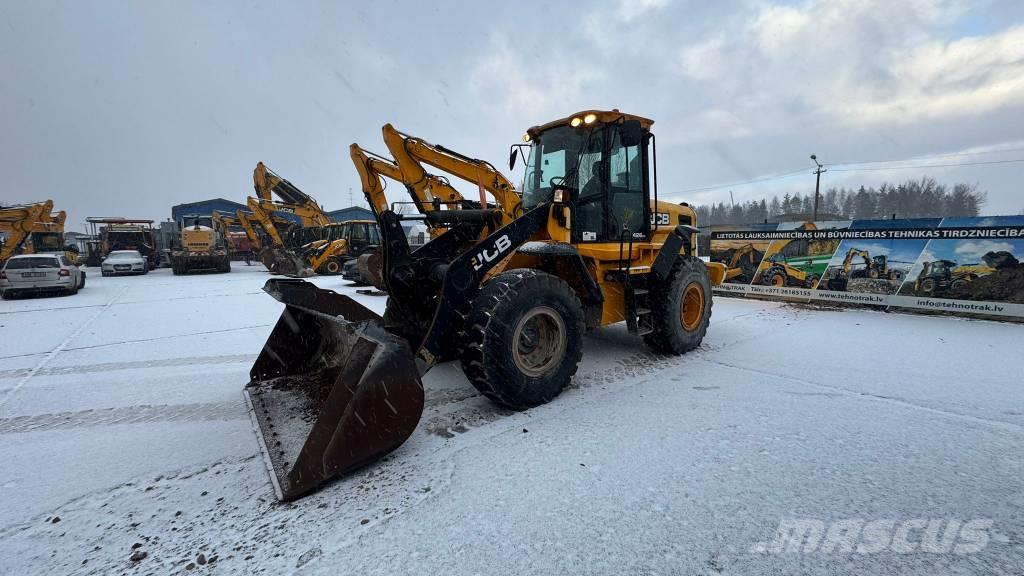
[{"x1": 709, "y1": 216, "x2": 1024, "y2": 318}]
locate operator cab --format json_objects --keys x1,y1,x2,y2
[
  {"x1": 182, "y1": 215, "x2": 214, "y2": 229},
  {"x1": 516, "y1": 110, "x2": 655, "y2": 244}
]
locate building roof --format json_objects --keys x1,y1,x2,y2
[{"x1": 171, "y1": 198, "x2": 247, "y2": 211}]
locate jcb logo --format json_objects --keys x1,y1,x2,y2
[
  {"x1": 651, "y1": 212, "x2": 671, "y2": 226},
  {"x1": 472, "y1": 235, "x2": 512, "y2": 271}
]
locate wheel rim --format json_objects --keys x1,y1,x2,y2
[
  {"x1": 326, "y1": 260, "x2": 340, "y2": 274},
  {"x1": 512, "y1": 306, "x2": 566, "y2": 377},
  {"x1": 771, "y1": 274, "x2": 785, "y2": 286},
  {"x1": 680, "y1": 282, "x2": 705, "y2": 332}
]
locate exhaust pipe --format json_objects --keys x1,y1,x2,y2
[{"x1": 244, "y1": 279, "x2": 423, "y2": 500}]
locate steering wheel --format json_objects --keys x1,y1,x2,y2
[{"x1": 548, "y1": 176, "x2": 568, "y2": 188}]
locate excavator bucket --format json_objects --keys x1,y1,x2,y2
[
  {"x1": 244, "y1": 279, "x2": 424, "y2": 500},
  {"x1": 259, "y1": 247, "x2": 314, "y2": 278}
]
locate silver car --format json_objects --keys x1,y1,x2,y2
[
  {"x1": 1, "y1": 254, "x2": 86, "y2": 299},
  {"x1": 101, "y1": 250, "x2": 148, "y2": 276}
]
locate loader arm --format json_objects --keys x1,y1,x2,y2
[{"x1": 382, "y1": 124, "x2": 520, "y2": 225}]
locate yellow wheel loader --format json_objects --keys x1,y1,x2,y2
[
  {"x1": 171, "y1": 215, "x2": 232, "y2": 274},
  {"x1": 244, "y1": 110, "x2": 726, "y2": 500},
  {"x1": 1, "y1": 201, "x2": 69, "y2": 263}
]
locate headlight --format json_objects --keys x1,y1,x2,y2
[
  {"x1": 583, "y1": 113, "x2": 597, "y2": 124},
  {"x1": 570, "y1": 117, "x2": 582, "y2": 127}
]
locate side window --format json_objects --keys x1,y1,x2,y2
[
  {"x1": 351, "y1": 224, "x2": 368, "y2": 242},
  {"x1": 368, "y1": 225, "x2": 380, "y2": 244}
]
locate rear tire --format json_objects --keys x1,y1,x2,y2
[
  {"x1": 643, "y1": 257, "x2": 712, "y2": 355},
  {"x1": 460, "y1": 269, "x2": 584, "y2": 410},
  {"x1": 1, "y1": 290, "x2": 12, "y2": 300}
]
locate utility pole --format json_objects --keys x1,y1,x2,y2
[{"x1": 810, "y1": 154, "x2": 826, "y2": 221}]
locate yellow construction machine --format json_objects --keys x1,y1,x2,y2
[
  {"x1": 244, "y1": 110, "x2": 726, "y2": 500},
  {"x1": 825, "y1": 248, "x2": 905, "y2": 290},
  {"x1": 0, "y1": 201, "x2": 62, "y2": 263},
  {"x1": 298, "y1": 220, "x2": 381, "y2": 275},
  {"x1": 723, "y1": 243, "x2": 760, "y2": 281},
  {"x1": 171, "y1": 215, "x2": 232, "y2": 274}
]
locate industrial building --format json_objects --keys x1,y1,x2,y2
[{"x1": 171, "y1": 199, "x2": 373, "y2": 225}]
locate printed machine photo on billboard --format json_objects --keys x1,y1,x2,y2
[
  {"x1": 898, "y1": 216, "x2": 1024, "y2": 304},
  {"x1": 708, "y1": 216, "x2": 1024, "y2": 318}
]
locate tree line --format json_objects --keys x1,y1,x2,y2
[{"x1": 692, "y1": 178, "x2": 987, "y2": 226}]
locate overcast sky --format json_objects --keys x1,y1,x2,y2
[{"x1": 2, "y1": 0, "x2": 1023, "y2": 230}]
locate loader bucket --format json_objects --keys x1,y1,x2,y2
[
  {"x1": 244, "y1": 279, "x2": 424, "y2": 500},
  {"x1": 259, "y1": 247, "x2": 314, "y2": 278}
]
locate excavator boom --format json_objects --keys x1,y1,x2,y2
[{"x1": 0, "y1": 201, "x2": 55, "y2": 262}]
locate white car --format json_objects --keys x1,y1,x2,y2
[
  {"x1": 101, "y1": 250, "x2": 149, "y2": 276},
  {"x1": 1, "y1": 254, "x2": 86, "y2": 299}
]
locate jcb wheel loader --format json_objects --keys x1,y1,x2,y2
[{"x1": 244, "y1": 110, "x2": 726, "y2": 500}]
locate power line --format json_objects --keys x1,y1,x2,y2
[
  {"x1": 830, "y1": 158, "x2": 1024, "y2": 172},
  {"x1": 672, "y1": 167, "x2": 809, "y2": 194},
  {"x1": 832, "y1": 145, "x2": 1024, "y2": 167},
  {"x1": 672, "y1": 156, "x2": 1024, "y2": 194}
]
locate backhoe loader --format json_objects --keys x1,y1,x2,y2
[
  {"x1": 244, "y1": 110, "x2": 726, "y2": 501},
  {"x1": 825, "y1": 248, "x2": 905, "y2": 291},
  {"x1": 298, "y1": 220, "x2": 381, "y2": 275}
]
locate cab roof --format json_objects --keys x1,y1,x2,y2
[{"x1": 526, "y1": 109, "x2": 654, "y2": 138}]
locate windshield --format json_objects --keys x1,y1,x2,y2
[
  {"x1": 184, "y1": 216, "x2": 213, "y2": 228},
  {"x1": 108, "y1": 251, "x2": 142, "y2": 260},
  {"x1": 31, "y1": 232, "x2": 64, "y2": 252},
  {"x1": 522, "y1": 125, "x2": 603, "y2": 209},
  {"x1": 327, "y1": 225, "x2": 347, "y2": 242},
  {"x1": 5, "y1": 256, "x2": 60, "y2": 269}
]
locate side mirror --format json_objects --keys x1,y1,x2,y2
[
  {"x1": 620, "y1": 119, "x2": 644, "y2": 147},
  {"x1": 509, "y1": 147, "x2": 518, "y2": 171}
]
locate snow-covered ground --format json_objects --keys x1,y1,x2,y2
[{"x1": 0, "y1": 262, "x2": 1021, "y2": 575}]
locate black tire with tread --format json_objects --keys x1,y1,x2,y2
[
  {"x1": 320, "y1": 257, "x2": 343, "y2": 276},
  {"x1": 643, "y1": 256, "x2": 713, "y2": 355},
  {"x1": 460, "y1": 269, "x2": 584, "y2": 410}
]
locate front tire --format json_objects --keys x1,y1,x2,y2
[
  {"x1": 319, "y1": 257, "x2": 343, "y2": 276},
  {"x1": 460, "y1": 269, "x2": 584, "y2": 410},
  {"x1": 765, "y1": 269, "x2": 787, "y2": 287},
  {"x1": 644, "y1": 257, "x2": 713, "y2": 355}
]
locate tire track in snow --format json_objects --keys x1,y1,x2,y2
[
  {"x1": 0, "y1": 353, "x2": 258, "y2": 380},
  {"x1": 0, "y1": 284, "x2": 129, "y2": 416},
  {"x1": 0, "y1": 401, "x2": 247, "y2": 434}
]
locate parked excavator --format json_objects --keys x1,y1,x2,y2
[
  {"x1": 0, "y1": 201, "x2": 57, "y2": 263},
  {"x1": 244, "y1": 110, "x2": 727, "y2": 500},
  {"x1": 723, "y1": 243, "x2": 760, "y2": 281}
]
